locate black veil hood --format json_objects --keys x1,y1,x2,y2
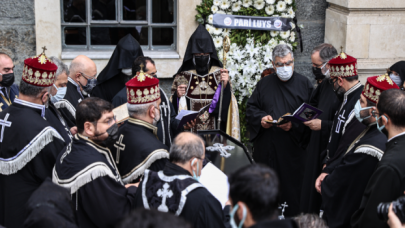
[
  {"x1": 91, "y1": 34, "x2": 144, "y2": 101},
  {"x1": 389, "y1": 61, "x2": 405, "y2": 85},
  {"x1": 97, "y1": 34, "x2": 144, "y2": 83},
  {"x1": 175, "y1": 24, "x2": 222, "y2": 75}
]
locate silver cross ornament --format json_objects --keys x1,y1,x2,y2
[
  {"x1": 157, "y1": 183, "x2": 173, "y2": 212},
  {"x1": 206, "y1": 143, "x2": 234, "y2": 158}
]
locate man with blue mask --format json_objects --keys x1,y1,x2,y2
[
  {"x1": 246, "y1": 43, "x2": 313, "y2": 216},
  {"x1": 320, "y1": 74, "x2": 398, "y2": 228},
  {"x1": 134, "y1": 132, "x2": 228, "y2": 228},
  {"x1": 54, "y1": 55, "x2": 96, "y2": 128},
  {"x1": 228, "y1": 164, "x2": 298, "y2": 228},
  {"x1": 0, "y1": 52, "x2": 19, "y2": 111},
  {"x1": 352, "y1": 89, "x2": 405, "y2": 228}
]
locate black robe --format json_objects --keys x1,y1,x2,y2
[
  {"x1": 250, "y1": 219, "x2": 299, "y2": 228},
  {"x1": 0, "y1": 100, "x2": 66, "y2": 228},
  {"x1": 321, "y1": 124, "x2": 386, "y2": 228},
  {"x1": 45, "y1": 102, "x2": 73, "y2": 144},
  {"x1": 351, "y1": 133, "x2": 405, "y2": 228},
  {"x1": 299, "y1": 79, "x2": 339, "y2": 214},
  {"x1": 109, "y1": 118, "x2": 169, "y2": 183},
  {"x1": 246, "y1": 72, "x2": 314, "y2": 216},
  {"x1": 54, "y1": 77, "x2": 88, "y2": 128},
  {"x1": 53, "y1": 134, "x2": 137, "y2": 228},
  {"x1": 0, "y1": 84, "x2": 18, "y2": 112},
  {"x1": 91, "y1": 34, "x2": 143, "y2": 102},
  {"x1": 134, "y1": 162, "x2": 227, "y2": 228},
  {"x1": 112, "y1": 88, "x2": 181, "y2": 147}
]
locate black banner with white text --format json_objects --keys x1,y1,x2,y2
[{"x1": 212, "y1": 14, "x2": 292, "y2": 31}]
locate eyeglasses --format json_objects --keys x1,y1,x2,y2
[
  {"x1": 80, "y1": 72, "x2": 97, "y2": 80},
  {"x1": 312, "y1": 62, "x2": 327, "y2": 68},
  {"x1": 329, "y1": 77, "x2": 338, "y2": 85},
  {"x1": 274, "y1": 60, "x2": 294, "y2": 67}
]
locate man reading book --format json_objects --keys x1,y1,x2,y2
[{"x1": 246, "y1": 44, "x2": 314, "y2": 216}]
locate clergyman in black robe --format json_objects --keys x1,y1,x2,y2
[
  {"x1": 45, "y1": 102, "x2": 73, "y2": 144},
  {"x1": 0, "y1": 98, "x2": 66, "y2": 228},
  {"x1": 91, "y1": 34, "x2": 144, "y2": 102},
  {"x1": 246, "y1": 69, "x2": 313, "y2": 216}
]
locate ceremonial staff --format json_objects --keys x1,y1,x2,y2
[{"x1": 218, "y1": 36, "x2": 230, "y2": 129}]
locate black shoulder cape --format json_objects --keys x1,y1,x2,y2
[
  {"x1": 109, "y1": 118, "x2": 169, "y2": 183},
  {"x1": 91, "y1": 34, "x2": 144, "y2": 102},
  {"x1": 175, "y1": 24, "x2": 222, "y2": 76}
]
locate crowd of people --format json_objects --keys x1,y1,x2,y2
[{"x1": 0, "y1": 24, "x2": 405, "y2": 228}]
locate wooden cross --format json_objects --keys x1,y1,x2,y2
[
  {"x1": 0, "y1": 113, "x2": 12, "y2": 142},
  {"x1": 113, "y1": 134, "x2": 125, "y2": 164},
  {"x1": 157, "y1": 183, "x2": 173, "y2": 212},
  {"x1": 42, "y1": 46, "x2": 47, "y2": 54}
]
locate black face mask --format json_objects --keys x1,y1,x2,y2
[
  {"x1": 0, "y1": 73, "x2": 15, "y2": 87},
  {"x1": 312, "y1": 67, "x2": 325, "y2": 80},
  {"x1": 94, "y1": 123, "x2": 119, "y2": 147},
  {"x1": 194, "y1": 55, "x2": 210, "y2": 75}
]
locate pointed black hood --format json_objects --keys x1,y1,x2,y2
[
  {"x1": 97, "y1": 34, "x2": 144, "y2": 83},
  {"x1": 175, "y1": 24, "x2": 222, "y2": 75}
]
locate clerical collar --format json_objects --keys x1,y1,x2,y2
[
  {"x1": 13, "y1": 98, "x2": 45, "y2": 118},
  {"x1": 128, "y1": 118, "x2": 158, "y2": 136},
  {"x1": 388, "y1": 131, "x2": 405, "y2": 142},
  {"x1": 68, "y1": 77, "x2": 83, "y2": 98}
]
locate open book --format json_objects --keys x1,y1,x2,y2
[
  {"x1": 265, "y1": 103, "x2": 323, "y2": 124},
  {"x1": 113, "y1": 103, "x2": 129, "y2": 124},
  {"x1": 175, "y1": 104, "x2": 210, "y2": 130}
]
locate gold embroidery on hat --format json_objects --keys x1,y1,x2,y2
[{"x1": 144, "y1": 88, "x2": 149, "y2": 96}]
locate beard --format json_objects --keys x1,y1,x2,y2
[{"x1": 152, "y1": 108, "x2": 161, "y2": 126}]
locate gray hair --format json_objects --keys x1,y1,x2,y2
[
  {"x1": 19, "y1": 80, "x2": 50, "y2": 98},
  {"x1": 169, "y1": 133, "x2": 204, "y2": 164},
  {"x1": 272, "y1": 44, "x2": 294, "y2": 62},
  {"x1": 49, "y1": 56, "x2": 69, "y2": 80},
  {"x1": 312, "y1": 43, "x2": 338, "y2": 63},
  {"x1": 294, "y1": 214, "x2": 328, "y2": 228},
  {"x1": 68, "y1": 61, "x2": 84, "y2": 77},
  {"x1": 127, "y1": 101, "x2": 158, "y2": 118}
]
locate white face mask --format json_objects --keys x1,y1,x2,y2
[
  {"x1": 121, "y1": 68, "x2": 132, "y2": 76},
  {"x1": 276, "y1": 65, "x2": 293, "y2": 81},
  {"x1": 390, "y1": 73, "x2": 402, "y2": 87},
  {"x1": 50, "y1": 84, "x2": 67, "y2": 103}
]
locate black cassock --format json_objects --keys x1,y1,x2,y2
[
  {"x1": 351, "y1": 133, "x2": 405, "y2": 228},
  {"x1": 54, "y1": 77, "x2": 89, "y2": 128},
  {"x1": 53, "y1": 134, "x2": 137, "y2": 228},
  {"x1": 246, "y1": 72, "x2": 313, "y2": 216},
  {"x1": 112, "y1": 88, "x2": 181, "y2": 147},
  {"x1": 0, "y1": 99, "x2": 66, "y2": 228},
  {"x1": 109, "y1": 118, "x2": 169, "y2": 183},
  {"x1": 45, "y1": 102, "x2": 73, "y2": 144},
  {"x1": 134, "y1": 162, "x2": 227, "y2": 228},
  {"x1": 300, "y1": 79, "x2": 339, "y2": 214},
  {"x1": 91, "y1": 34, "x2": 143, "y2": 102},
  {"x1": 321, "y1": 124, "x2": 386, "y2": 228}
]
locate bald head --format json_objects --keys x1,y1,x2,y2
[
  {"x1": 169, "y1": 132, "x2": 205, "y2": 164},
  {"x1": 69, "y1": 55, "x2": 97, "y2": 89}
]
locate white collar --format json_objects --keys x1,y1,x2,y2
[
  {"x1": 13, "y1": 98, "x2": 46, "y2": 118},
  {"x1": 68, "y1": 77, "x2": 84, "y2": 98},
  {"x1": 387, "y1": 131, "x2": 405, "y2": 142}
]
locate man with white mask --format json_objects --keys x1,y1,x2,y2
[{"x1": 246, "y1": 43, "x2": 314, "y2": 216}]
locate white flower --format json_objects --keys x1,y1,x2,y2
[
  {"x1": 270, "y1": 30, "x2": 279, "y2": 37},
  {"x1": 245, "y1": 43, "x2": 259, "y2": 58},
  {"x1": 253, "y1": 0, "x2": 265, "y2": 10},
  {"x1": 265, "y1": 0, "x2": 276, "y2": 3},
  {"x1": 223, "y1": 28, "x2": 231, "y2": 36},
  {"x1": 208, "y1": 14, "x2": 214, "y2": 24},
  {"x1": 206, "y1": 24, "x2": 214, "y2": 34},
  {"x1": 265, "y1": 5, "x2": 275, "y2": 15},
  {"x1": 216, "y1": 10, "x2": 226, "y2": 14},
  {"x1": 212, "y1": 5, "x2": 219, "y2": 13},
  {"x1": 232, "y1": 1, "x2": 242, "y2": 12},
  {"x1": 290, "y1": 22, "x2": 296, "y2": 30},
  {"x1": 220, "y1": 0, "x2": 231, "y2": 9},
  {"x1": 213, "y1": 0, "x2": 221, "y2": 6},
  {"x1": 218, "y1": 49, "x2": 224, "y2": 61},
  {"x1": 276, "y1": 1, "x2": 287, "y2": 12},
  {"x1": 263, "y1": 48, "x2": 272, "y2": 63},
  {"x1": 213, "y1": 26, "x2": 223, "y2": 35},
  {"x1": 213, "y1": 37, "x2": 223, "y2": 48},
  {"x1": 287, "y1": 7, "x2": 295, "y2": 18},
  {"x1": 228, "y1": 63, "x2": 239, "y2": 77},
  {"x1": 233, "y1": 49, "x2": 246, "y2": 62},
  {"x1": 268, "y1": 38, "x2": 278, "y2": 47},
  {"x1": 285, "y1": 0, "x2": 293, "y2": 4},
  {"x1": 280, "y1": 30, "x2": 290, "y2": 39},
  {"x1": 289, "y1": 32, "x2": 295, "y2": 42},
  {"x1": 287, "y1": 43, "x2": 293, "y2": 50},
  {"x1": 279, "y1": 40, "x2": 286, "y2": 44},
  {"x1": 242, "y1": 0, "x2": 252, "y2": 8}
]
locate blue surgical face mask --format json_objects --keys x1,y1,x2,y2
[
  {"x1": 376, "y1": 115, "x2": 387, "y2": 133},
  {"x1": 230, "y1": 204, "x2": 247, "y2": 228},
  {"x1": 390, "y1": 73, "x2": 402, "y2": 87},
  {"x1": 354, "y1": 100, "x2": 372, "y2": 123},
  {"x1": 191, "y1": 158, "x2": 200, "y2": 182},
  {"x1": 50, "y1": 84, "x2": 67, "y2": 103},
  {"x1": 276, "y1": 65, "x2": 293, "y2": 81}
]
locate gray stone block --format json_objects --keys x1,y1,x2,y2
[
  {"x1": 295, "y1": 0, "x2": 328, "y2": 22},
  {"x1": 159, "y1": 78, "x2": 175, "y2": 96},
  {"x1": 0, "y1": 0, "x2": 35, "y2": 25}
]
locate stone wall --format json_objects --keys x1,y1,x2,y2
[{"x1": 0, "y1": 0, "x2": 36, "y2": 84}]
